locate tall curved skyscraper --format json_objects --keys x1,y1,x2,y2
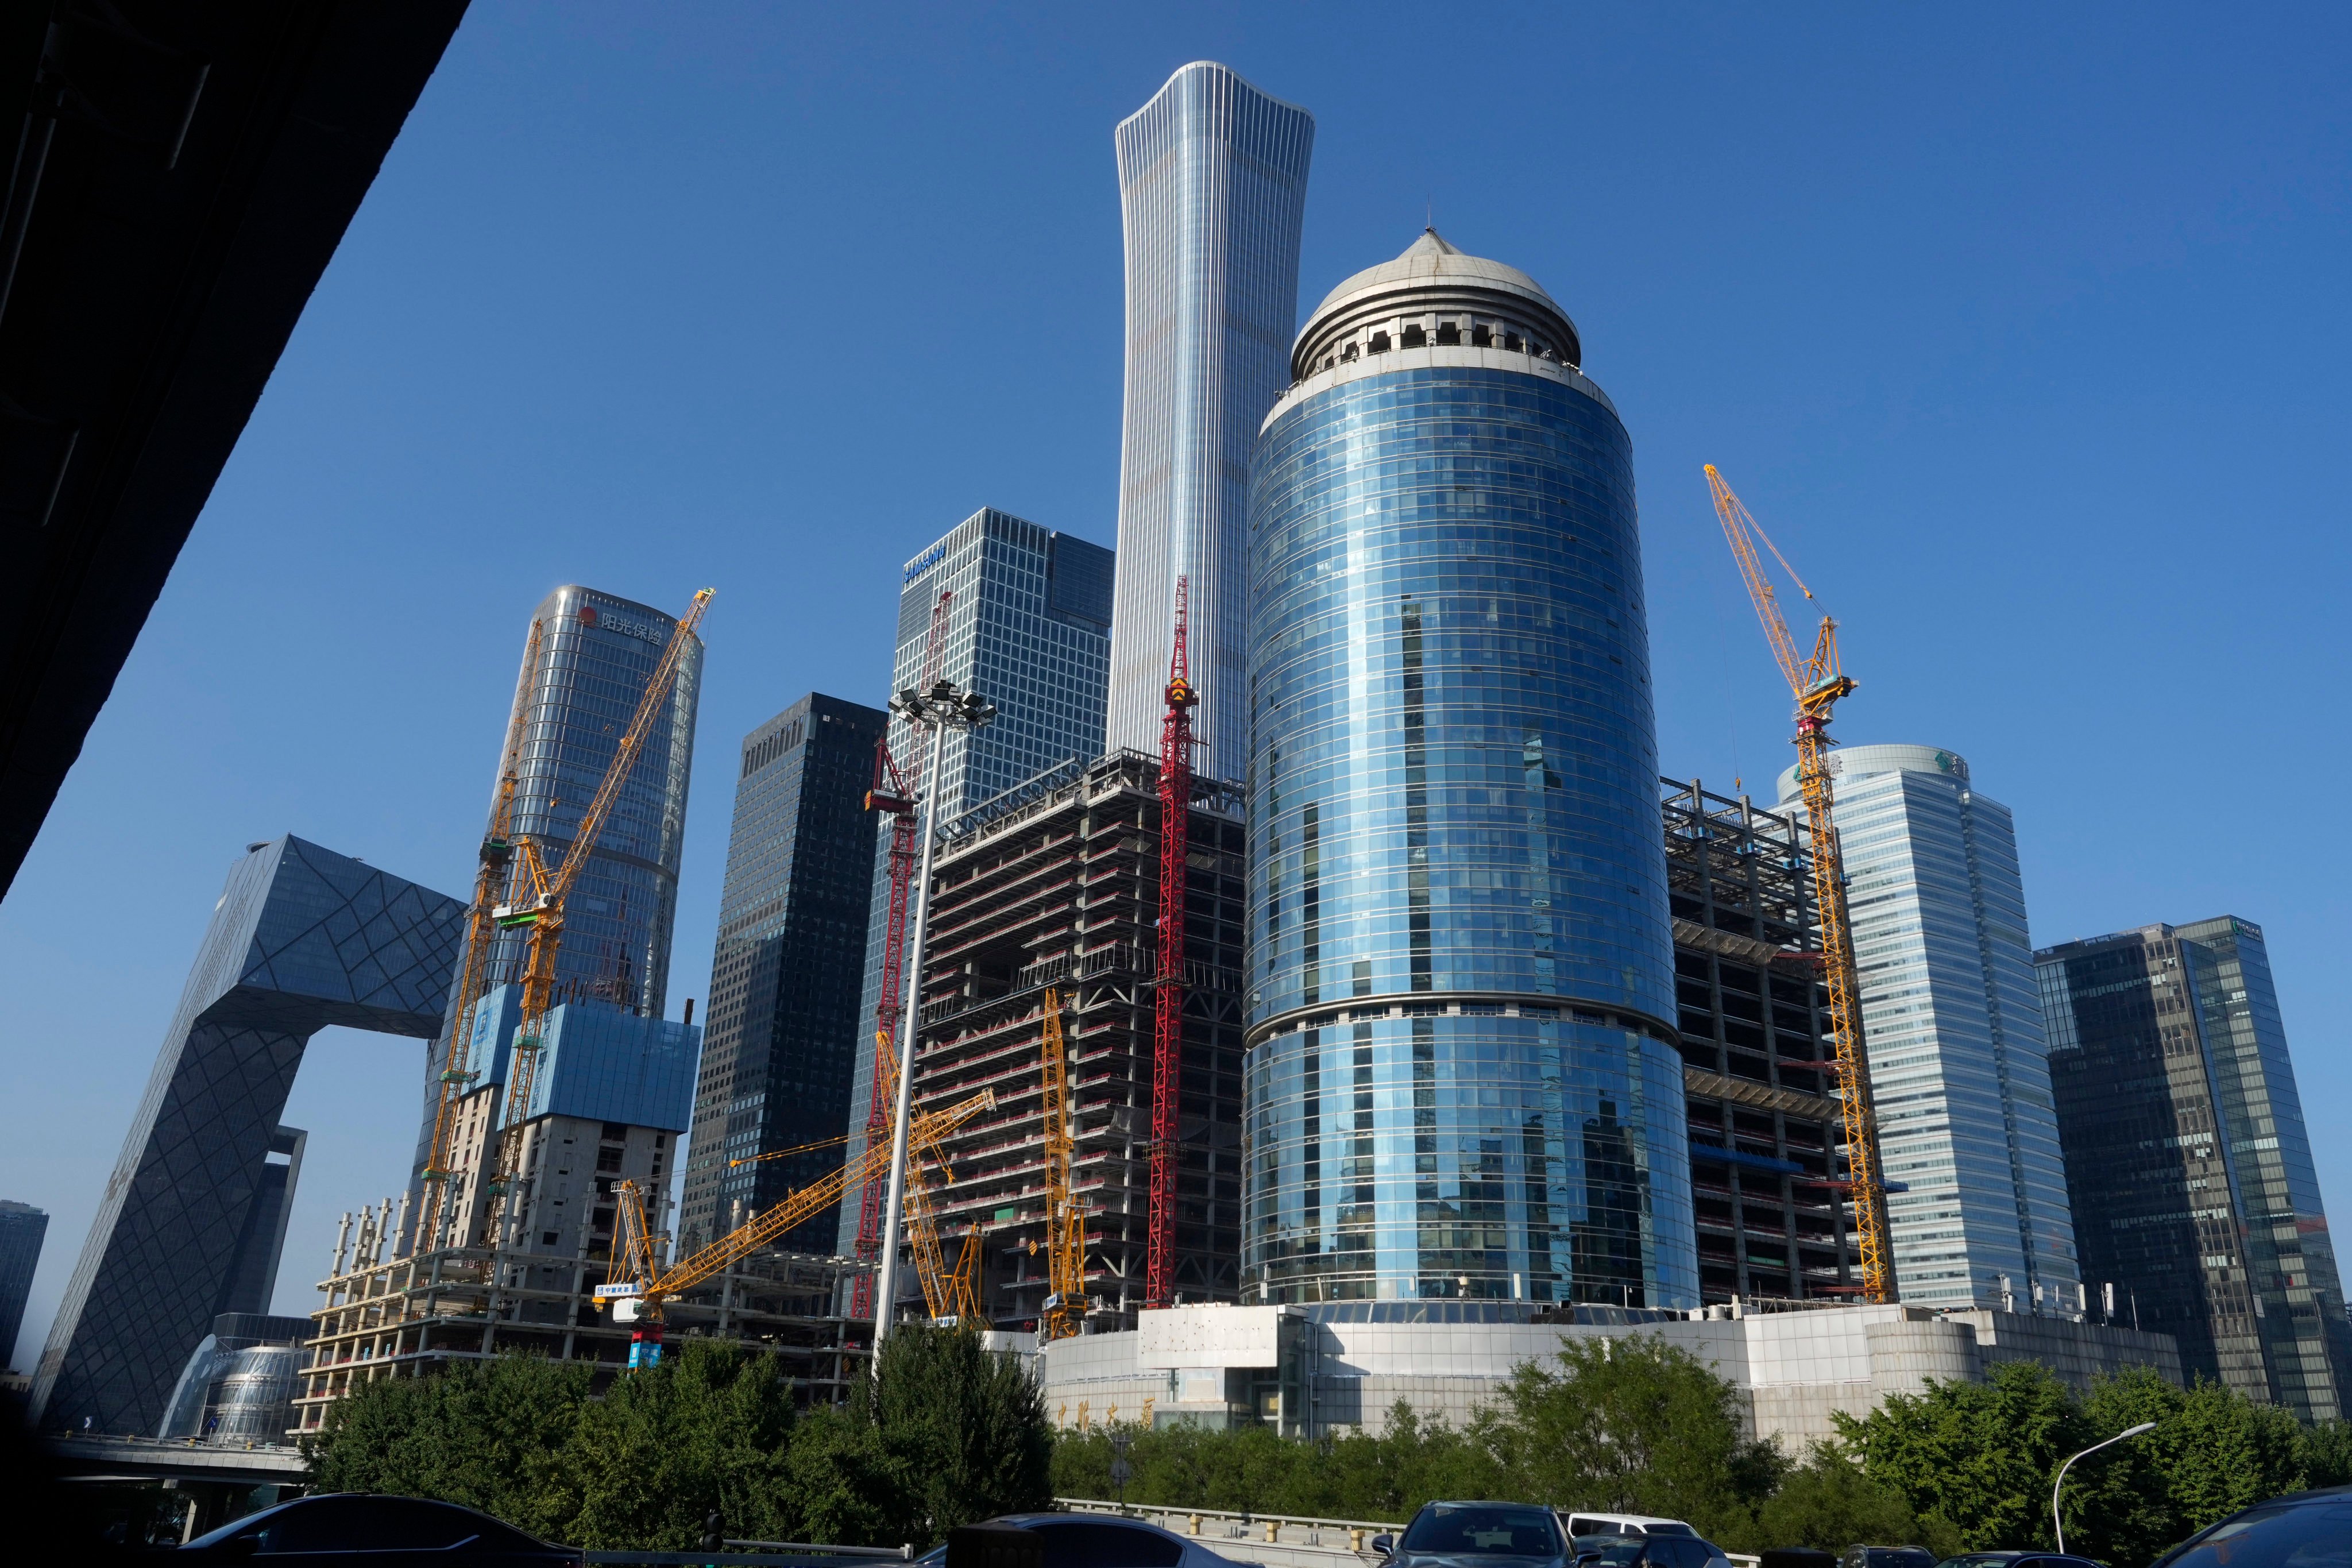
[
  {"x1": 1243, "y1": 231, "x2": 1695, "y2": 1308},
  {"x1": 1106, "y1": 61, "x2": 1312, "y2": 783}
]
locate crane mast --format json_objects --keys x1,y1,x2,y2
[
  {"x1": 418, "y1": 617, "x2": 543, "y2": 1248},
  {"x1": 1039, "y1": 987, "x2": 1084, "y2": 1341},
  {"x1": 1148, "y1": 577, "x2": 1195, "y2": 1310},
  {"x1": 602, "y1": 1087, "x2": 999, "y2": 1363},
  {"x1": 480, "y1": 588, "x2": 715, "y2": 1246},
  {"x1": 849, "y1": 589, "x2": 954, "y2": 1317},
  {"x1": 1704, "y1": 465, "x2": 1893, "y2": 1303}
]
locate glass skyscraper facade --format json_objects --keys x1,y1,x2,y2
[
  {"x1": 2039, "y1": 917, "x2": 2352, "y2": 1420},
  {"x1": 680, "y1": 693, "x2": 888, "y2": 1255},
  {"x1": 1775, "y1": 744, "x2": 2078, "y2": 1311},
  {"x1": 1242, "y1": 230, "x2": 1694, "y2": 1309},
  {"x1": 835, "y1": 509, "x2": 1114, "y2": 1248},
  {"x1": 1105, "y1": 61, "x2": 1313, "y2": 785},
  {"x1": 412, "y1": 586, "x2": 703, "y2": 1192}
]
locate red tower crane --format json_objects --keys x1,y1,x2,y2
[
  {"x1": 1147, "y1": 576, "x2": 1196, "y2": 1310},
  {"x1": 848, "y1": 589, "x2": 953, "y2": 1318}
]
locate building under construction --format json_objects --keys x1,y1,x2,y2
[
  {"x1": 897, "y1": 750, "x2": 1246, "y2": 1327},
  {"x1": 293, "y1": 1196, "x2": 863, "y2": 1432},
  {"x1": 1662, "y1": 778, "x2": 1863, "y2": 1303}
]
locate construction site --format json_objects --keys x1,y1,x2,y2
[
  {"x1": 1661, "y1": 778, "x2": 1863, "y2": 1304},
  {"x1": 889, "y1": 748, "x2": 1248, "y2": 1328}
]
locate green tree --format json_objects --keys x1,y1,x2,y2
[
  {"x1": 866, "y1": 1323, "x2": 1054, "y2": 1541},
  {"x1": 1488, "y1": 1334, "x2": 1782, "y2": 1542},
  {"x1": 2298, "y1": 1418, "x2": 2352, "y2": 1489},
  {"x1": 303, "y1": 1354, "x2": 593, "y2": 1538},
  {"x1": 1751, "y1": 1443, "x2": 1954, "y2": 1557},
  {"x1": 2065, "y1": 1369, "x2": 2306, "y2": 1565},
  {"x1": 1838, "y1": 1360, "x2": 2083, "y2": 1550},
  {"x1": 554, "y1": 1339, "x2": 801, "y2": 1549}
]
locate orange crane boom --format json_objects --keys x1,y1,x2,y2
[
  {"x1": 481, "y1": 588, "x2": 714, "y2": 1242},
  {"x1": 1703, "y1": 465, "x2": 1893, "y2": 1304},
  {"x1": 418, "y1": 617, "x2": 544, "y2": 1248},
  {"x1": 1038, "y1": 987, "x2": 1084, "y2": 1341},
  {"x1": 603, "y1": 1087, "x2": 998, "y2": 1338}
]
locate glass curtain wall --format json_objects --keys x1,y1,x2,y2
[{"x1": 1244, "y1": 238, "x2": 1691, "y2": 1308}]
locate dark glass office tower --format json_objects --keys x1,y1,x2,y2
[
  {"x1": 1243, "y1": 231, "x2": 1693, "y2": 1308},
  {"x1": 679, "y1": 694, "x2": 889, "y2": 1254},
  {"x1": 2038, "y1": 917, "x2": 2352, "y2": 1419},
  {"x1": 0, "y1": 1200, "x2": 48, "y2": 1373}
]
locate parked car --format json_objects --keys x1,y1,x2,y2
[
  {"x1": 1932, "y1": 1555, "x2": 2103, "y2": 1568},
  {"x1": 1561, "y1": 1516, "x2": 1699, "y2": 1540},
  {"x1": 917, "y1": 1513, "x2": 1243, "y2": 1568},
  {"x1": 1570, "y1": 1534, "x2": 1732, "y2": 1568},
  {"x1": 177, "y1": 1494, "x2": 581, "y2": 1563},
  {"x1": 1374, "y1": 1502, "x2": 1570, "y2": 1568},
  {"x1": 2148, "y1": 1481, "x2": 2352, "y2": 1567},
  {"x1": 1837, "y1": 1549, "x2": 1937, "y2": 1568}
]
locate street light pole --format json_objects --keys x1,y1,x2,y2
[
  {"x1": 870, "y1": 680, "x2": 994, "y2": 1352},
  {"x1": 2052, "y1": 1420, "x2": 2156, "y2": 1552}
]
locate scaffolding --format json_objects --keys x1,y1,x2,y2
[
  {"x1": 1660, "y1": 777, "x2": 1861, "y2": 1304},
  {"x1": 293, "y1": 1225, "x2": 863, "y2": 1432},
  {"x1": 902, "y1": 751, "x2": 1248, "y2": 1328}
]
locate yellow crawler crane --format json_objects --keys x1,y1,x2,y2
[
  {"x1": 481, "y1": 589, "x2": 715, "y2": 1244},
  {"x1": 603, "y1": 1087, "x2": 998, "y2": 1362},
  {"x1": 1038, "y1": 987, "x2": 1085, "y2": 1341},
  {"x1": 1704, "y1": 465, "x2": 1893, "y2": 1304}
]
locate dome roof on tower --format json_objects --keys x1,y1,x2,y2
[
  {"x1": 1290, "y1": 229, "x2": 1581, "y2": 381},
  {"x1": 1308, "y1": 229, "x2": 1555, "y2": 321}
]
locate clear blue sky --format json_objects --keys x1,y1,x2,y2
[{"x1": 5, "y1": 3, "x2": 2346, "y2": 1368}]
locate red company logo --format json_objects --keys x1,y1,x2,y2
[{"x1": 577, "y1": 604, "x2": 600, "y2": 627}]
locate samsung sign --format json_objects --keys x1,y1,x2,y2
[
  {"x1": 902, "y1": 541, "x2": 951, "y2": 584},
  {"x1": 577, "y1": 602, "x2": 669, "y2": 645}
]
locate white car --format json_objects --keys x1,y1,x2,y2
[
  {"x1": 1562, "y1": 1517, "x2": 1732, "y2": 1568},
  {"x1": 917, "y1": 1513, "x2": 1252, "y2": 1568}
]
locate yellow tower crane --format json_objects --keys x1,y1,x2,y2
[
  {"x1": 1703, "y1": 465, "x2": 1894, "y2": 1304},
  {"x1": 481, "y1": 588, "x2": 714, "y2": 1242},
  {"x1": 603, "y1": 1087, "x2": 998, "y2": 1362},
  {"x1": 417, "y1": 617, "x2": 543, "y2": 1248},
  {"x1": 1038, "y1": 987, "x2": 1085, "y2": 1341}
]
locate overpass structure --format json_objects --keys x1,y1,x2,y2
[{"x1": 0, "y1": 0, "x2": 469, "y2": 897}]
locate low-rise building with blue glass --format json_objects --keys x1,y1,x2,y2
[{"x1": 1242, "y1": 231, "x2": 1694, "y2": 1309}]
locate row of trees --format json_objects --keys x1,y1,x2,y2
[
  {"x1": 1053, "y1": 1337, "x2": 2352, "y2": 1560},
  {"x1": 305, "y1": 1327, "x2": 1052, "y2": 1550},
  {"x1": 307, "y1": 1327, "x2": 2352, "y2": 1558}
]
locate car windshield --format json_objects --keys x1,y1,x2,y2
[
  {"x1": 2157, "y1": 1502, "x2": 2352, "y2": 1568},
  {"x1": 1868, "y1": 1554, "x2": 1936, "y2": 1568},
  {"x1": 1573, "y1": 1540, "x2": 1648, "y2": 1568},
  {"x1": 1403, "y1": 1506, "x2": 1561, "y2": 1557}
]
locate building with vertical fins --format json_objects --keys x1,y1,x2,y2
[
  {"x1": 1776, "y1": 746, "x2": 2079, "y2": 1313},
  {"x1": 1105, "y1": 62, "x2": 1313, "y2": 783},
  {"x1": 409, "y1": 586, "x2": 704, "y2": 1203},
  {"x1": 2038, "y1": 917, "x2": 2352, "y2": 1420},
  {"x1": 1, "y1": 1200, "x2": 51, "y2": 1373},
  {"x1": 836, "y1": 510, "x2": 1114, "y2": 1253},
  {"x1": 679, "y1": 693, "x2": 889, "y2": 1256},
  {"x1": 1242, "y1": 231, "x2": 1694, "y2": 1309}
]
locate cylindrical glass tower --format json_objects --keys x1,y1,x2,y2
[{"x1": 1243, "y1": 230, "x2": 1695, "y2": 1308}]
